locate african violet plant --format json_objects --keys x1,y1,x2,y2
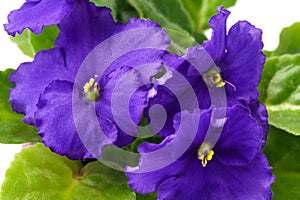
[{"x1": 1, "y1": 0, "x2": 300, "y2": 199}]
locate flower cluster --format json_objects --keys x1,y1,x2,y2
[
  {"x1": 7, "y1": 0, "x2": 169, "y2": 159},
  {"x1": 6, "y1": 1, "x2": 273, "y2": 199},
  {"x1": 126, "y1": 7, "x2": 274, "y2": 199}
]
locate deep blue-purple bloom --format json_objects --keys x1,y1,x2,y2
[
  {"x1": 146, "y1": 6, "x2": 268, "y2": 139},
  {"x1": 185, "y1": 6, "x2": 265, "y2": 105},
  {"x1": 9, "y1": 0, "x2": 170, "y2": 159},
  {"x1": 4, "y1": 0, "x2": 76, "y2": 36},
  {"x1": 128, "y1": 7, "x2": 273, "y2": 199},
  {"x1": 126, "y1": 105, "x2": 274, "y2": 199}
]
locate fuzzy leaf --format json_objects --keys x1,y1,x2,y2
[
  {"x1": 272, "y1": 22, "x2": 300, "y2": 56},
  {"x1": 0, "y1": 69, "x2": 40, "y2": 144},
  {"x1": 259, "y1": 54, "x2": 300, "y2": 135},
  {"x1": 10, "y1": 26, "x2": 59, "y2": 58},
  {"x1": 263, "y1": 126, "x2": 300, "y2": 199},
  {"x1": 129, "y1": 0, "x2": 195, "y2": 34},
  {"x1": 0, "y1": 144, "x2": 136, "y2": 200},
  {"x1": 182, "y1": 0, "x2": 237, "y2": 31}
]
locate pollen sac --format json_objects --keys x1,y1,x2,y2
[
  {"x1": 197, "y1": 142, "x2": 214, "y2": 167},
  {"x1": 203, "y1": 68, "x2": 226, "y2": 88},
  {"x1": 83, "y1": 77, "x2": 100, "y2": 101}
]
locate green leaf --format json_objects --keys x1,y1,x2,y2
[
  {"x1": 182, "y1": 0, "x2": 237, "y2": 32},
  {"x1": 127, "y1": 0, "x2": 235, "y2": 52},
  {"x1": 263, "y1": 126, "x2": 300, "y2": 199},
  {"x1": 259, "y1": 54, "x2": 300, "y2": 135},
  {"x1": 0, "y1": 143, "x2": 136, "y2": 200},
  {"x1": 127, "y1": 0, "x2": 144, "y2": 18},
  {"x1": 263, "y1": 50, "x2": 272, "y2": 58},
  {"x1": 92, "y1": 0, "x2": 139, "y2": 23},
  {"x1": 129, "y1": 0, "x2": 195, "y2": 34},
  {"x1": 136, "y1": 193, "x2": 157, "y2": 200},
  {"x1": 115, "y1": 0, "x2": 140, "y2": 23},
  {"x1": 91, "y1": 0, "x2": 117, "y2": 19},
  {"x1": 167, "y1": 28, "x2": 201, "y2": 55},
  {"x1": 101, "y1": 145, "x2": 140, "y2": 171},
  {"x1": 10, "y1": 26, "x2": 59, "y2": 58},
  {"x1": 0, "y1": 69, "x2": 40, "y2": 144},
  {"x1": 129, "y1": 0, "x2": 237, "y2": 35},
  {"x1": 129, "y1": 0, "x2": 202, "y2": 54},
  {"x1": 272, "y1": 22, "x2": 300, "y2": 56}
]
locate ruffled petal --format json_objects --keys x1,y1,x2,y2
[
  {"x1": 249, "y1": 101, "x2": 269, "y2": 146},
  {"x1": 55, "y1": 2, "x2": 122, "y2": 75},
  {"x1": 9, "y1": 0, "x2": 172, "y2": 159},
  {"x1": 156, "y1": 157, "x2": 207, "y2": 199},
  {"x1": 4, "y1": 0, "x2": 75, "y2": 36},
  {"x1": 127, "y1": 107, "x2": 272, "y2": 199},
  {"x1": 55, "y1": 2, "x2": 170, "y2": 144},
  {"x1": 144, "y1": 53, "x2": 212, "y2": 138},
  {"x1": 127, "y1": 160, "x2": 185, "y2": 195},
  {"x1": 126, "y1": 136, "x2": 185, "y2": 194},
  {"x1": 145, "y1": 85, "x2": 180, "y2": 138},
  {"x1": 93, "y1": 49, "x2": 167, "y2": 146},
  {"x1": 215, "y1": 105, "x2": 264, "y2": 166},
  {"x1": 222, "y1": 21, "x2": 265, "y2": 102},
  {"x1": 203, "y1": 6, "x2": 230, "y2": 63},
  {"x1": 187, "y1": 7, "x2": 264, "y2": 104},
  {"x1": 128, "y1": 153, "x2": 208, "y2": 199},
  {"x1": 128, "y1": 146, "x2": 273, "y2": 199},
  {"x1": 35, "y1": 80, "x2": 117, "y2": 159},
  {"x1": 166, "y1": 53, "x2": 212, "y2": 109},
  {"x1": 97, "y1": 66, "x2": 147, "y2": 147},
  {"x1": 56, "y1": 1, "x2": 169, "y2": 76},
  {"x1": 205, "y1": 152, "x2": 274, "y2": 199},
  {"x1": 9, "y1": 48, "x2": 72, "y2": 125},
  {"x1": 157, "y1": 152, "x2": 273, "y2": 199},
  {"x1": 126, "y1": 109, "x2": 203, "y2": 194}
]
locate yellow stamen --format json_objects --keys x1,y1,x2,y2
[
  {"x1": 215, "y1": 81, "x2": 226, "y2": 88},
  {"x1": 83, "y1": 76, "x2": 99, "y2": 101},
  {"x1": 203, "y1": 68, "x2": 232, "y2": 89},
  {"x1": 213, "y1": 73, "x2": 222, "y2": 83},
  {"x1": 89, "y1": 78, "x2": 95, "y2": 85},
  {"x1": 198, "y1": 143, "x2": 215, "y2": 167},
  {"x1": 206, "y1": 150, "x2": 214, "y2": 161}
]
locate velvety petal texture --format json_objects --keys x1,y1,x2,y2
[
  {"x1": 163, "y1": 53, "x2": 211, "y2": 110},
  {"x1": 202, "y1": 6, "x2": 230, "y2": 62},
  {"x1": 222, "y1": 20, "x2": 265, "y2": 102},
  {"x1": 144, "y1": 53, "x2": 211, "y2": 138},
  {"x1": 9, "y1": 48, "x2": 72, "y2": 125},
  {"x1": 4, "y1": 0, "x2": 75, "y2": 36},
  {"x1": 249, "y1": 101, "x2": 269, "y2": 146},
  {"x1": 35, "y1": 80, "x2": 118, "y2": 159},
  {"x1": 6, "y1": 1, "x2": 272, "y2": 197},
  {"x1": 55, "y1": 1, "x2": 122, "y2": 75},
  {"x1": 185, "y1": 6, "x2": 265, "y2": 104},
  {"x1": 214, "y1": 106, "x2": 263, "y2": 166},
  {"x1": 9, "y1": 0, "x2": 170, "y2": 159},
  {"x1": 126, "y1": 105, "x2": 273, "y2": 199},
  {"x1": 155, "y1": 152, "x2": 273, "y2": 200},
  {"x1": 145, "y1": 85, "x2": 180, "y2": 138}
]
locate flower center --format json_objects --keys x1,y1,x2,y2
[
  {"x1": 197, "y1": 142, "x2": 214, "y2": 167},
  {"x1": 203, "y1": 68, "x2": 225, "y2": 88},
  {"x1": 203, "y1": 68, "x2": 236, "y2": 90},
  {"x1": 83, "y1": 76, "x2": 99, "y2": 101}
]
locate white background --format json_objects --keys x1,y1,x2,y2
[{"x1": 1, "y1": 0, "x2": 300, "y2": 186}]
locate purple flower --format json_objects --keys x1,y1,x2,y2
[
  {"x1": 4, "y1": 0, "x2": 76, "y2": 36},
  {"x1": 126, "y1": 105, "x2": 274, "y2": 199},
  {"x1": 9, "y1": 1, "x2": 170, "y2": 159},
  {"x1": 145, "y1": 6, "x2": 267, "y2": 139},
  {"x1": 185, "y1": 6, "x2": 265, "y2": 105}
]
